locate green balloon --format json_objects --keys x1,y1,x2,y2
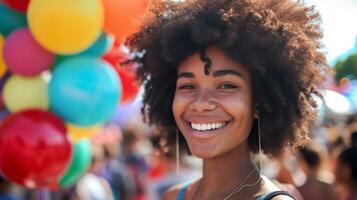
[
  {"x1": 3, "y1": 75, "x2": 49, "y2": 112},
  {"x1": 59, "y1": 139, "x2": 92, "y2": 188},
  {"x1": 0, "y1": 3, "x2": 27, "y2": 36}
]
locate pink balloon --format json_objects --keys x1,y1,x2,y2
[{"x1": 3, "y1": 28, "x2": 55, "y2": 76}]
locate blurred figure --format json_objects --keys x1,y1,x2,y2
[
  {"x1": 146, "y1": 135, "x2": 200, "y2": 200},
  {"x1": 274, "y1": 148, "x2": 297, "y2": 185},
  {"x1": 91, "y1": 124, "x2": 137, "y2": 200},
  {"x1": 335, "y1": 132, "x2": 357, "y2": 200},
  {"x1": 262, "y1": 149, "x2": 304, "y2": 200},
  {"x1": 121, "y1": 129, "x2": 149, "y2": 200},
  {"x1": 102, "y1": 139, "x2": 137, "y2": 200},
  {"x1": 346, "y1": 115, "x2": 357, "y2": 132},
  {"x1": 0, "y1": 176, "x2": 22, "y2": 200},
  {"x1": 75, "y1": 144, "x2": 114, "y2": 200},
  {"x1": 343, "y1": 115, "x2": 357, "y2": 146},
  {"x1": 297, "y1": 142, "x2": 338, "y2": 200}
]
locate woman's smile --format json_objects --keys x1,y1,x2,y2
[{"x1": 184, "y1": 119, "x2": 231, "y2": 139}]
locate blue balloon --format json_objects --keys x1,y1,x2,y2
[
  {"x1": 54, "y1": 32, "x2": 114, "y2": 66},
  {"x1": 77, "y1": 32, "x2": 114, "y2": 57},
  {"x1": 49, "y1": 57, "x2": 121, "y2": 126},
  {"x1": 0, "y1": 3, "x2": 27, "y2": 36}
]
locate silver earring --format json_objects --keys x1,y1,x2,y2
[{"x1": 176, "y1": 129, "x2": 180, "y2": 174}]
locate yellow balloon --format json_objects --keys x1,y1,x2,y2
[
  {"x1": 3, "y1": 75, "x2": 49, "y2": 112},
  {"x1": 28, "y1": 0, "x2": 104, "y2": 55},
  {"x1": 67, "y1": 124, "x2": 100, "y2": 142},
  {"x1": 0, "y1": 33, "x2": 7, "y2": 78}
]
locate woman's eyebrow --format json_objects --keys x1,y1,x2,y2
[
  {"x1": 177, "y1": 72, "x2": 195, "y2": 79},
  {"x1": 212, "y1": 69, "x2": 243, "y2": 78}
]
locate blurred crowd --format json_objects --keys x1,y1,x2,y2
[{"x1": 1, "y1": 114, "x2": 356, "y2": 200}]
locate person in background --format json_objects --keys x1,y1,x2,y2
[
  {"x1": 146, "y1": 135, "x2": 200, "y2": 200},
  {"x1": 102, "y1": 139, "x2": 137, "y2": 200},
  {"x1": 121, "y1": 130, "x2": 149, "y2": 200},
  {"x1": 297, "y1": 142, "x2": 338, "y2": 200},
  {"x1": 335, "y1": 132, "x2": 357, "y2": 200},
  {"x1": 75, "y1": 144, "x2": 114, "y2": 200},
  {"x1": 0, "y1": 176, "x2": 22, "y2": 200}
]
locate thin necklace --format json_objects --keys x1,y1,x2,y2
[
  {"x1": 223, "y1": 169, "x2": 262, "y2": 200},
  {"x1": 192, "y1": 167, "x2": 261, "y2": 200}
]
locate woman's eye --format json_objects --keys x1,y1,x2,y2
[
  {"x1": 178, "y1": 84, "x2": 195, "y2": 90},
  {"x1": 218, "y1": 83, "x2": 238, "y2": 89}
]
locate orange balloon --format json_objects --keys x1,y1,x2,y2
[{"x1": 102, "y1": 0, "x2": 149, "y2": 41}]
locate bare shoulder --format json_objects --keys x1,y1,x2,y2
[
  {"x1": 161, "y1": 184, "x2": 182, "y2": 200},
  {"x1": 257, "y1": 176, "x2": 295, "y2": 200}
]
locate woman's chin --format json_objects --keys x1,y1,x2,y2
[{"x1": 188, "y1": 143, "x2": 218, "y2": 159}]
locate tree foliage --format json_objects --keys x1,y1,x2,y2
[{"x1": 335, "y1": 54, "x2": 357, "y2": 81}]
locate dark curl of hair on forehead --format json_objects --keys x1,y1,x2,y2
[{"x1": 125, "y1": 0, "x2": 331, "y2": 155}]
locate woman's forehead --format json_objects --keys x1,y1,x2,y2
[{"x1": 177, "y1": 47, "x2": 249, "y2": 77}]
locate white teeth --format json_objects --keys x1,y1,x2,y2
[{"x1": 190, "y1": 122, "x2": 226, "y2": 131}]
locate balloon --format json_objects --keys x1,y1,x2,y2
[
  {"x1": 108, "y1": 99, "x2": 147, "y2": 132},
  {"x1": 2, "y1": 0, "x2": 30, "y2": 12},
  {"x1": 77, "y1": 32, "x2": 114, "y2": 57},
  {"x1": 0, "y1": 3, "x2": 27, "y2": 36},
  {"x1": 0, "y1": 71, "x2": 11, "y2": 93},
  {"x1": 0, "y1": 108, "x2": 10, "y2": 120},
  {"x1": 102, "y1": 0, "x2": 149, "y2": 41},
  {"x1": 59, "y1": 139, "x2": 92, "y2": 188},
  {"x1": 3, "y1": 75, "x2": 48, "y2": 112},
  {"x1": 117, "y1": 67, "x2": 139, "y2": 103},
  {"x1": 0, "y1": 33, "x2": 7, "y2": 78},
  {"x1": 67, "y1": 124, "x2": 101, "y2": 142},
  {"x1": 3, "y1": 28, "x2": 54, "y2": 76},
  {"x1": 0, "y1": 72, "x2": 11, "y2": 109},
  {"x1": 28, "y1": 0, "x2": 104, "y2": 54},
  {"x1": 53, "y1": 32, "x2": 114, "y2": 65},
  {"x1": 102, "y1": 43, "x2": 139, "y2": 103},
  {"x1": 49, "y1": 57, "x2": 121, "y2": 126},
  {"x1": 0, "y1": 109, "x2": 72, "y2": 188}
]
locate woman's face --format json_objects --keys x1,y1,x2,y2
[{"x1": 172, "y1": 47, "x2": 255, "y2": 159}]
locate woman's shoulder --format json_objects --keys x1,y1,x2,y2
[
  {"x1": 162, "y1": 180, "x2": 199, "y2": 200},
  {"x1": 256, "y1": 176, "x2": 296, "y2": 200}
]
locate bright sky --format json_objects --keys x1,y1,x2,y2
[{"x1": 305, "y1": 0, "x2": 357, "y2": 62}]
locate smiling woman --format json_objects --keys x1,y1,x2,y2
[{"x1": 126, "y1": 0, "x2": 330, "y2": 199}]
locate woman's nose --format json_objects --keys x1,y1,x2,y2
[{"x1": 190, "y1": 89, "x2": 216, "y2": 113}]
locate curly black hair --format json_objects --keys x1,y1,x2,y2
[{"x1": 126, "y1": 0, "x2": 330, "y2": 155}]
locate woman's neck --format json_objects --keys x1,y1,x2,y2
[{"x1": 197, "y1": 143, "x2": 259, "y2": 199}]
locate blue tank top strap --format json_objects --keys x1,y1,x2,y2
[{"x1": 176, "y1": 182, "x2": 191, "y2": 200}]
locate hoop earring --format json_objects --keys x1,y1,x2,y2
[
  {"x1": 176, "y1": 129, "x2": 180, "y2": 174},
  {"x1": 257, "y1": 116, "x2": 263, "y2": 172}
]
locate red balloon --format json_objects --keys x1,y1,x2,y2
[
  {"x1": 2, "y1": 0, "x2": 30, "y2": 12},
  {"x1": 102, "y1": 42, "x2": 139, "y2": 103},
  {"x1": 0, "y1": 109, "x2": 72, "y2": 188}
]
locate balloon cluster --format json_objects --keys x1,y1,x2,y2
[{"x1": 0, "y1": 0, "x2": 144, "y2": 189}]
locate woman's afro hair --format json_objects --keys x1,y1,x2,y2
[{"x1": 125, "y1": 0, "x2": 331, "y2": 155}]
